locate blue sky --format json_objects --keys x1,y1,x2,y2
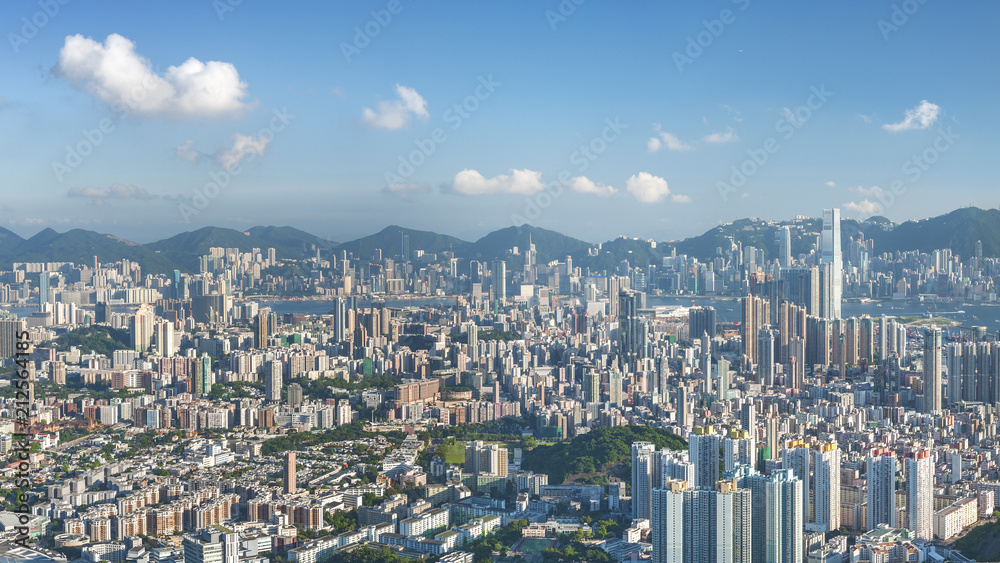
[{"x1": 1, "y1": 0, "x2": 996, "y2": 244}]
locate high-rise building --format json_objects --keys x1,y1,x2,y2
[
  {"x1": 38, "y1": 273, "x2": 50, "y2": 306},
  {"x1": 287, "y1": 382, "x2": 303, "y2": 407},
  {"x1": 811, "y1": 442, "x2": 841, "y2": 533},
  {"x1": 757, "y1": 328, "x2": 777, "y2": 386},
  {"x1": 778, "y1": 226, "x2": 792, "y2": 268},
  {"x1": 491, "y1": 260, "x2": 506, "y2": 302},
  {"x1": 332, "y1": 297, "x2": 346, "y2": 342},
  {"x1": 155, "y1": 321, "x2": 176, "y2": 357},
  {"x1": 608, "y1": 371, "x2": 623, "y2": 407},
  {"x1": 651, "y1": 479, "x2": 752, "y2": 563},
  {"x1": 738, "y1": 468, "x2": 803, "y2": 563},
  {"x1": 718, "y1": 358, "x2": 731, "y2": 399},
  {"x1": 741, "y1": 294, "x2": 770, "y2": 366},
  {"x1": 618, "y1": 290, "x2": 643, "y2": 370},
  {"x1": 689, "y1": 306, "x2": 717, "y2": 338},
  {"x1": 820, "y1": 208, "x2": 842, "y2": 319},
  {"x1": 689, "y1": 427, "x2": 721, "y2": 489},
  {"x1": 465, "y1": 441, "x2": 508, "y2": 477},
  {"x1": 584, "y1": 368, "x2": 600, "y2": 404},
  {"x1": 284, "y1": 451, "x2": 297, "y2": 494},
  {"x1": 906, "y1": 450, "x2": 933, "y2": 540},
  {"x1": 866, "y1": 448, "x2": 897, "y2": 530},
  {"x1": 632, "y1": 441, "x2": 659, "y2": 521},
  {"x1": 0, "y1": 319, "x2": 26, "y2": 359},
  {"x1": 130, "y1": 304, "x2": 154, "y2": 353},
  {"x1": 923, "y1": 327, "x2": 943, "y2": 413},
  {"x1": 265, "y1": 359, "x2": 283, "y2": 403},
  {"x1": 254, "y1": 311, "x2": 278, "y2": 348}
]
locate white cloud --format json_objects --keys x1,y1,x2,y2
[
  {"x1": 704, "y1": 128, "x2": 738, "y2": 144},
  {"x1": 68, "y1": 184, "x2": 155, "y2": 204},
  {"x1": 883, "y1": 100, "x2": 940, "y2": 132},
  {"x1": 648, "y1": 124, "x2": 692, "y2": 153},
  {"x1": 176, "y1": 140, "x2": 201, "y2": 162},
  {"x1": 825, "y1": 181, "x2": 836, "y2": 188},
  {"x1": 56, "y1": 33, "x2": 252, "y2": 118},
  {"x1": 844, "y1": 200, "x2": 883, "y2": 216},
  {"x1": 852, "y1": 185, "x2": 885, "y2": 198},
  {"x1": 361, "y1": 84, "x2": 429, "y2": 130},
  {"x1": 672, "y1": 194, "x2": 691, "y2": 203},
  {"x1": 217, "y1": 133, "x2": 271, "y2": 169},
  {"x1": 452, "y1": 169, "x2": 544, "y2": 195},
  {"x1": 626, "y1": 172, "x2": 673, "y2": 203},
  {"x1": 857, "y1": 113, "x2": 873, "y2": 124},
  {"x1": 569, "y1": 176, "x2": 617, "y2": 196}
]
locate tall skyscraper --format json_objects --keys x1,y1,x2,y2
[
  {"x1": 757, "y1": 328, "x2": 777, "y2": 386},
  {"x1": 906, "y1": 450, "x2": 933, "y2": 540},
  {"x1": 130, "y1": 304, "x2": 154, "y2": 352},
  {"x1": 618, "y1": 290, "x2": 643, "y2": 370},
  {"x1": 718, "y1": 357, "x2": 731, "y2": 400},
  {"x1": 284, "y1": 451, "x2": 297, "y2": 494},
  {"x1": 820, "y1": 208, "x2": 842, "y2": 319},
  {"x1": 689, "y1": 306, "x2": 717, "y2": 338},
  {"x1": 0, "y1": 319, "x2": 26, "y2": 359},
  {"x1": 778, "y1": 225, "x2": 792, "y2": 268},
  {"x1": 255, "y1": 311, "x2": 278, "y2": 348},
  {"x1": 689, "y1": 427, "x2": 721, "y2": 489},
  {"x1": 608, "y1": 371, "x2": 623, "y2": 407},
  {"x1": 632, "y1": 441, "x2": 659, "y2": 521},
  {"x1": 265, "y1": 359, "x2": 283, "y2": 403},
  {"x1": 401, "y1": 232, "x2": 410, "y2": 263},
  {"x1": 287, "y1": 382, "x2": 303, "y2": 407},
  {"x1": 866, "y1": 448, "x2": 897, "y2": 530},
  {"x1": 491, "y1": 259, "x2": 506, "y2": 302},
  {"x1": 923, "y1": 327, "x2": 943, "y2": 413},
  {"x1": 332, "y1": 297, "x2": 346, "y2": 342},
  {"x1": 741, "y1": 294, "x2": 770, "y2": 366},
  {"x1": 811, "y1": 443, "x2": 841, "y2": 533},
  {"x1": 651, "y1": 479, "x2": 752, "y2": 563},
  {"x1": 700, "y1": 331, "x2": 712, "y2": 394},
  {"x1": 739, "y1": 468, "x2": 803, "y2": 563},
  {"x1": 155, "y1": 321, "x2": 176, "y2": 357}
]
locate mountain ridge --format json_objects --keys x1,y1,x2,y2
[{"x1": 1, "y1": 206, "x2": 997, "y2": 274}]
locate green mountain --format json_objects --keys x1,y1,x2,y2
[
  {"x1": 863, "y1": 207, "x2": 1000, "y2": 258},
  {"x1": 337, "y1": 225, "x2": 469, "y2": 260},
  {"x1": 247, "y1": 226, "x2": 337, "y2": 252},
  {"x1": 464, "y1": 225, "x2": 592, "y2": 266}
]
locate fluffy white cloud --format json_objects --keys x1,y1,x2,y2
[
  {"x1": 452, "y1": 169, "x2": 544, "y2": 195},
  {"x1": 569, "y1": 176, "x2": 617, "y2": 196},
  {"x1": 825, "y1": 181, "x2": 836, "y2": 188},
  {"x1": 217, "y1": 133, "x2": 270, "y2": 169},
  {"x1": 626, "y1": 172, "x2": 673, "y2": 203},
  {"x1": 362, "y1": 84, "x2": 429, "y2": 130},
  {"x1": 672, "y1": 194, "x2": 691, "y2": 203},
  {"x1": 56, "y1": 33, "x2": 252, "y2": 118},
  {"x1": 68, "y1": 184, "x2": 154, "y2": 203},
  {"x1": 704, "y1": 128, "x2": 738, "y2": 144},
  {"x1": 648, "y1": 124, "x2": 692, "y2": 152},
  {"x1": 176, "y1": 140, "x2": 200, "y2": 162},
  {"x1": 852, "y1": 185, "x2": 885, "y2": 197},
  {"x1": 844, "y1": 200, "x2": 883, "y2": 216},
  {"x1": 883, "y1": 100, "x2": 940, "y2": 132}
]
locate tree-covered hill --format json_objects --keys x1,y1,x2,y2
[{"x1": 521, "y1": 425, "x2": 686, "y2": 484}]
